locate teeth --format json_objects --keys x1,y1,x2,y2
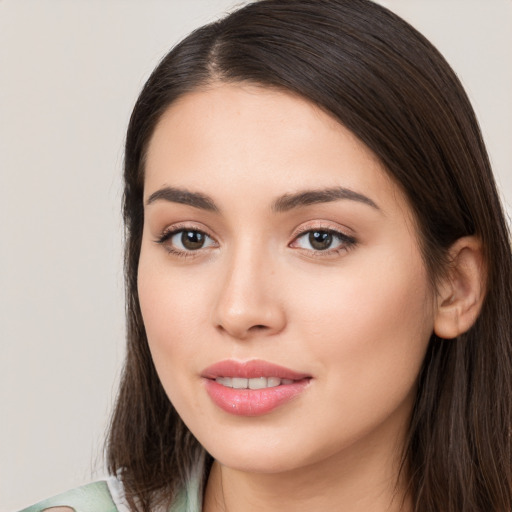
[
  {"x1": 267, "y1": 377, "x2": 281, "y2": 387},
  {"x1": 249, "y1": 377, "x2": 268, "y2": 389},
  {"x1": 215, "y1": 377, "x2": 295, "y2": 389},
  {"x1": 232, "y1": 377, "x2": 248, "y2": 389}
]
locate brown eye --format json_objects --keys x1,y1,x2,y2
[
  {"x1": 308, "y1": 231, "x2": 333, "y2": 250},
  {"x1": 291, "y1": 228, "x2": 356, "y2": 253},
  {"x1": 157, "y1": 228, "x2": 216, "y2": 254},
  {"x1": 181, "y1": 230, "x2": 206, "y2": 250}
]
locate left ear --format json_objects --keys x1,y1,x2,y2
[{"x1": 434, "y1": 236, "x2": 486, "y2": 339}]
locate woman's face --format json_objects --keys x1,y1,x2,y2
[{"x1": 138, "y1": 83, "x2": 436, "y2": 474}]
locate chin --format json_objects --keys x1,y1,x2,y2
[
  {"x1": 198, "y1": 428, "x2": 327, "y2": 475},
  {"x1": 212, "y1": 450, "x2": 304, "y2": 474}
]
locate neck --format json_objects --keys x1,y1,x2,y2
[{"x1": 203, "y1": 429, "x2": 412, "y2": 512}]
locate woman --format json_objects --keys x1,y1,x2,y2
[{"x1": 21, "y1": 0, "x2": 512, "y2": 511}]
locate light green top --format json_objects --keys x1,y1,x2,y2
[
  {"x1": 17, "y1": 478, "x2": 197, "y2": 512},
  {"x1": 18, "y1": 452, "x2": 206, "y2": 512},
  {"x1": 18, "y1": 481, "x2": 120, "y2": 512}
]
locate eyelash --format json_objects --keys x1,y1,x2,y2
[
  {"x1": 290, "y1": 226, "x2": 357, "y2": 257},
  {"x1": 155, "y1": 225, "x2": 216, "y2": 258},
  {"x1": 154, "y1": 224, "x2": 357, "y2": 258}
]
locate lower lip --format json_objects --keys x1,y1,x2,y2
[{"x1": 204, "y1": 379, "x2": 310, "y2": 416}]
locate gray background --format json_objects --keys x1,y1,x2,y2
[{"x1": 1, "y1": 1, "x2": 510, "y2": 510}]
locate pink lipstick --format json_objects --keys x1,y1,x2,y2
[{"x1": 201, "y1": 360, "x2": 311, "y2": 416}]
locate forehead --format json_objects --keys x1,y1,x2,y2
[{"x1": 143, "y1": 83, "x2": 408, "y2": 217}]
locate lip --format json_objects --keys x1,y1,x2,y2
[
  {"x1": 201, "y1": 359, "x2": 310, "y2": 380},
  {"x1": 201, "y1": 359, "x2": 311, "y2": 416}
]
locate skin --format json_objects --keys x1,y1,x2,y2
[{"x1": 138, "y1": 83, "x2": 439, "y2": 512}]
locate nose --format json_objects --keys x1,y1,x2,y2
[{"x1": 212, "y1": 247, "x2": 286, "y2": 340}]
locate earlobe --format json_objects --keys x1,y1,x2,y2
[{"x1": 434, "y1": 236, "x2": 486, "y2": 339}]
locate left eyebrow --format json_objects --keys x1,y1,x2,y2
[
  {"x1": 271, "y1": 187, "x2": 380, "y2": 212},
  {"x1": 145, "y1": 186, "x2": 219, "y2": 212}
]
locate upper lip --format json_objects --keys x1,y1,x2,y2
[{"x1": 201, "y1": 359, "x2": 311, "y2": 380}]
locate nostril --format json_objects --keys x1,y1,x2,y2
[{"x1": 251, "y1": 325, "x2": 268, "y2": 331}]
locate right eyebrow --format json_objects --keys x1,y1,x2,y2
[
  {"x1": 145, "y1": 186, "x2": 219, "y2": 212},
  {"x1": 271, "y1": 187, "x2": 380, "y2": 212}
]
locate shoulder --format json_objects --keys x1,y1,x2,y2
[{"x1": 17, "y1": 480, "x2": 120, "y2": 512}]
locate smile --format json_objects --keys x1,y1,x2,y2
[
  {"x1": 215, "y1": 376, "x2": 295, "y2": 389},
  {"x1": 202, "y1": 360, "x2": 311, "y2": 416}
]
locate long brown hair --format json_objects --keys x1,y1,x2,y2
[{"x1": 107, "y1": 1, "x2": 512, "y2": 510}]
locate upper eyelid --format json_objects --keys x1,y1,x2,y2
[
  {"x1": 291, "y1": 221, "x2": 355, "y2": 238},
  {"x1": 159, "y1": 222, "x2": 215, "y2": 238},
  {"x1": 294, "y1": 225, "x2": 343, "y2": 236}
]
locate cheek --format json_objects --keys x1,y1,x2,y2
[
  {"x1": 137, "y1": 249, "x2": 209, "y2": 387},
  {"x1": 138, "y1": 260, "x2": 213, "y2": 426},
  {"x1": 289, "y1": 245, "x2": 434, "y2": 401}
]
